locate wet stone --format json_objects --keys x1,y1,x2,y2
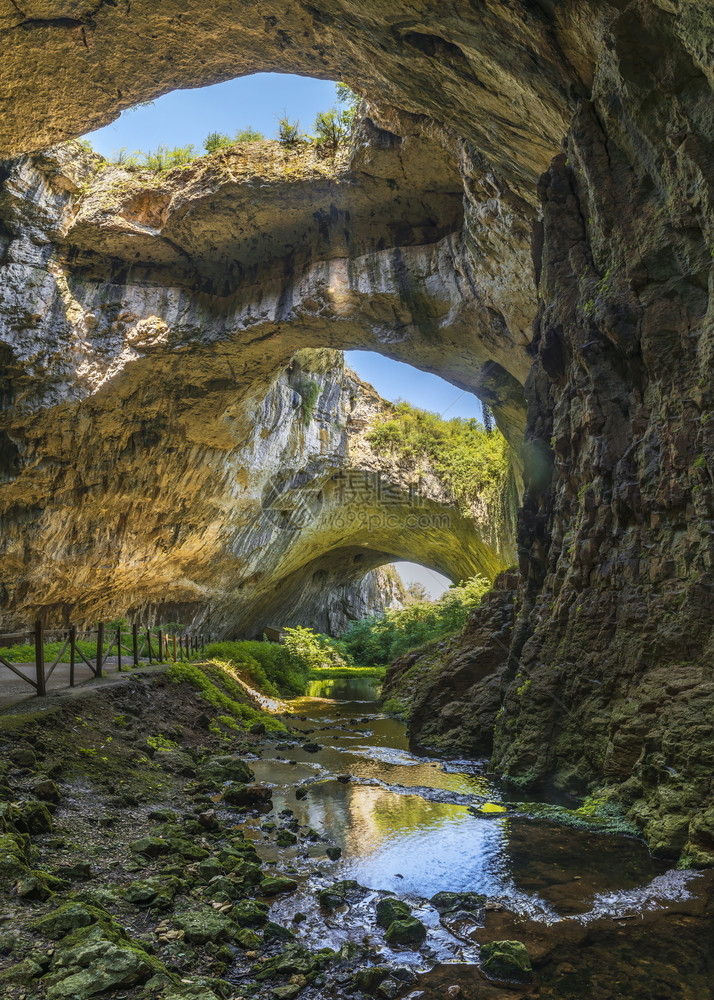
[
  {"x1": 480, "y1": 940, "x2": 533, "y2": 982},
  {"x1": 260, "y1": 876, "x2": 299, "y2": 896},
  {"x1": 375, "y1": 897, "x2": 411, "y2": 928},
  {"x1": 384, "y1": 917, "x2": 427, "y2": 946},
  {"x1": 198, "y1": 756, "x2": 254, "y2": 784}
]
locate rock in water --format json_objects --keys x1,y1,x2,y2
[{"x1": 480, "y1": 940, "x2": 532, "y2": 982}]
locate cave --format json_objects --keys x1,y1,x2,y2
[{"x1": 0, "y1": 2, "x2": 713, "y2": 996}]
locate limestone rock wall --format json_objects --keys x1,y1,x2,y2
[{"x1": 0, "y1": 340, "x2": 513, "y2": 633}]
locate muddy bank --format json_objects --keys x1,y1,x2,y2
[{"x1": 0, "y1": 667, "x2": 712, "y2": 1000}]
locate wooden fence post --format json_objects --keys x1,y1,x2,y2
[
  {"x1": 69, "y1": 626, "x2": 76, "y2": 687},
  {"x1": 157, "y1": 629, "x2": 163, "y2": 662},
  {"x1": 147, "y1": 629, "x2": 152, "y2": 664},
  {"x1": 96, "y1": 622, "x2": 104, "y2": 678},
  {"x1": 117, "y1": 626, "x2": 122, "y2": 672},
  {"x1": 35, "y1": 620, "x2": 46, "y2": 697},
  {"x1": 132, "y1": 624, "x2": 139, "y2": 667},
  {"x1": 172, "y1": 634, "x2": 177, "y2": 662}
]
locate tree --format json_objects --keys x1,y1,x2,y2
[
  {"x1": 312, "y1": 107, "x2": 353, "y2": 155},
  {"x1": 335, "y1": 82, "x2": 360, "y2": 126},
  {"x1": 405, "y1": 581, "x2": 429, "y2": 603},
  {"x1": 482, "y1": 403, "x2": 494, "y2": 434}
]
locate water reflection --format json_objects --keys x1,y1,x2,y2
[
  {"x1": 254, "y1": 680, "x2": 670, "y2": 921},
  {"x1": 306, "y1": 677, "x2": 382, "y2": 700}
]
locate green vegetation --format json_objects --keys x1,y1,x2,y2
[
  {"x1": 340, "y1": 576, "x2": 490, "y2": 665},
  {"x1": 296, "y1": 378, "x2": 321, "y2": 423},
  {"x1": 203, "y1": 131, "x2": 233, "y2": 154},
  {"x1": 277, "y1": 114, "x2": 303, "y2": 146},
  {"x1": 203, "y1": 628, "x2": 359, "y2": 698},
  {"x1": 366, "y1": 401, "x2": 512, "y2": 516},
  {"x1": 0, "y1": 628, "x2": 199, "y2": 665},
  {"x1": 235, "y1": 126, "x2": 264, "y2": 142},
  {"x1": 145, "y1": 735, "x2": 179, "y2": 752},
  {"x1": 166, "y1": 661, "x2": 286, "y2": 731},
  {"x1": 312, "y1": 107, "x2": 354, "y2": 155}
]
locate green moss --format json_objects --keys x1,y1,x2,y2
[{"x1": 146, "y1": 735, "x2": 179, "y2": 752}]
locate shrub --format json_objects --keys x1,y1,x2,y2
[
  {"x1": 335, "y1": 82, "x2": 360, "y2": 126},
  {"x1": 204, "y1": 131, "x2": 233, "y2": 153},
  {"x1": 277, "y1": 114, "x2": 301, "y2": 146},
  {"x1": 296, "y1": 378, "x2": 320, "y2": 424},
  {"x1": 142, "y1": 144, "x2": 197, "y2": 172},
  {"x1": 235, "y1": 126, "x2": 264, "y2": 142}
]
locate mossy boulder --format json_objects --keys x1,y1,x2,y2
[
  {"x1": 166, "y1": 836, "x2": 209, "y2": 860},
  {"x1": 317, "y1": 879, "x2": 362, "y2": 910},
  {"x1": 231, "y1": 900, "x2": 269, "y2": 927},
  {"x1": 14, "y1": 800, "x2": 53, "y2": 834},
  {"x1": 384, "y1": 917, "x2": 427, "y2": 946},
  {"x1": 45, "y1": 937, "x2": 155, "y2": 997},
  {"x1": 375, "y1": 897, "x2": 411, "y2": 928},
  {"x1": 17, "y1": 873, "x2": 54, "y2": 901},
  {"x1": 31, "y1": 903, "x2": 100, "y2": 940},
  {"x1": 275, "y1": 829, "x2": 298, "y2": 846},
  {"x1": 33, "y1": 778, "x2": 61, "y2": 803},
  {"x1": 222, "y1": 781, "x2": 272, "y2": 807},
  {"x1": 259, "y1": 875, "x2": 298, "y2": 896},
  {"x1": 253, "y1": 943, "x2": 332, "y2": 981},
  {"x1": 353, "y1": 966, "x2": 392, "y2": 992},
  {"x1": 226, "y1": 859, "x2": 264, "y2": 885},
  {"x1": 0, "y1": 957, "x2": 46, "y2": 985},
  {"x1": 235, "y1": 927, "x2": 261, "y2": 949},
  {"x1": 198, "y1": 756, "x2": 254, "y2": 784},
  {"x1": 174, "y1": 908, "x2": 236, "y2": 944},
  {"x1": 480, "y1": 940, "x2": 533, "y2": 982},
  {"x1": 0, "y1": 832, "x2": 29, "y2": 880},
  {"x1": 264, "y1": 920, "x2": 295, "y2": 942},
  {"x1": 430, "y1": 891, "x2": 486, "y2": 919},
  {"x1": 129, "y1": 836, "x2": 171, "y2": 857}
]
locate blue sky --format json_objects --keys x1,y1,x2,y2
[
  {"x1": 84, "y1": 73, "x2": 338, "y2": 158},
  {"x1": 85, "y1": 74, "x2": 480, "y2": 598}
]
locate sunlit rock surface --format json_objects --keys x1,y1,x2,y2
[{"x1": 0, "y1": 345, "x2": 514, "y2": 634}]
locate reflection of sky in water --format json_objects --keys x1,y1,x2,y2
[
  {"x1": 339, "y1": 786, "x2": 514, "y2": 898},
  {"x1": 254, "y1": 686, "x2": 670, "y2": 920}
]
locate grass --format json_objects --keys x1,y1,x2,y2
[
  {"x1": 307, "y1": 665, "x2": 386, "y2": 680},
  {"x1": 166, "y1": 661, "x2": 286, "y2": 732}
]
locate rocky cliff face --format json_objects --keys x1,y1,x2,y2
[
  {"x1": 1, "y1": 1, "x2": 713, "y2": 860},
  {"x1": 0, "y1": 336, "x2": 513, "y2": 633}
]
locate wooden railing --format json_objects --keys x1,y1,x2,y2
[{"x1": 0, "y1": 622, "x2": 208, "y2": 698}]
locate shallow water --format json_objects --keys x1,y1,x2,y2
[{"x1": 241, "y1": 680, "x2": 688, "y2": 967}]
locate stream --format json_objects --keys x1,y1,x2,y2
[{"x1": 239, "y1": 677, "x2": 709, "y2": 983}]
